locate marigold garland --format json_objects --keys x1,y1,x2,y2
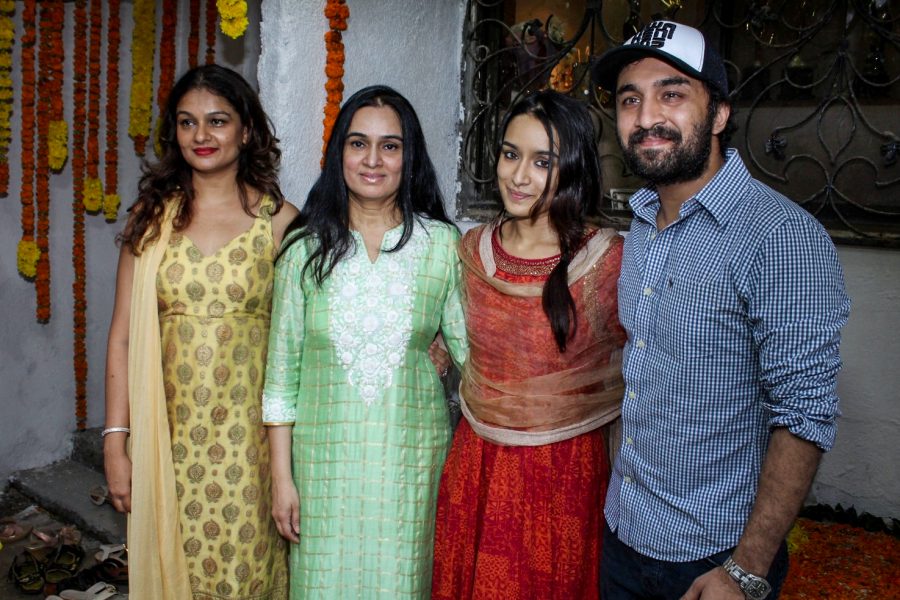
[
  {"x1": 48, "y1": 119, "x2": 67, "y2": 170},
  {"x1": 217, "y1": 0, "x2": 248, "y2": 39},
  {"x1": 188, "y1": 0, "x2": 201, "y2": 68},
  {"x1": 83, "y1": 177, "x2": 103, "y2": 213},
  {"x1": 322, "y1": 0, "x2": 349, "y2": 163},
  {"x1": 85, "y1": 0, "x2": 102, "y2": 191},
  {"x1": 0, "y1": 0, "x2": 14, "y2": 194},
  {"x1": 129, "y1": 0, "x2": 156, "y2": 155},
  {"x1": 35, "y1": 0, "x2": 65, "y2": 323},
  {"x1": 103, "y1": 192, "x2": 121, "y2": 222},
  {"x1": 157, "y1": 0, "x2": 178, "y2": 143},
  {"x1": 17, "y1": 240, "x2": 39, "y2": 279},
  {"x1": 72, "y1": 0, "x2": 89, "y2": 428},
  {"x1": 104, "y1": 0, "x2": 120, "y2": 221},
  {"x1": 205, "y1": 0, "x2": 217, "y2": 64},
  {"x1": 16, "y1": 0, "x2": 36, "y2": 281}
]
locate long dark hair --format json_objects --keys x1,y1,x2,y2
[
  {"x1": 280, "y1": 85, "x2": 452, "y2": 285},
  {"x1": 497, "y1": 90, "x2": 602, "y2": 352},
  {"x1": 120, "y1": 64, "x2": 284, "y2": 253}
]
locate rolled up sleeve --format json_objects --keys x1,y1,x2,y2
[{"x1": 747, "y1": 218, "x2": 851, "y2": 451}]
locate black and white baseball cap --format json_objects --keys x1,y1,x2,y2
[{"x1": 591, "y1": 21, "x2": 728, "y2": 96}]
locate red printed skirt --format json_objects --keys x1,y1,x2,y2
[{"x1": 432, "y1": 419, "x2": 609, "y2": 600}]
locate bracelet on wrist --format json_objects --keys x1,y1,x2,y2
[{"x1": 101, "y1": 426, "x2": 131, "y2": 438}]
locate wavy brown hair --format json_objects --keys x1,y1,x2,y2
[{"x1": 119, "y1": 64, "x2": 284, "y2": 254}]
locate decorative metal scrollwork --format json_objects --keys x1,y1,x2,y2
[{"x1": 459, "y1": 0, "x2": 900, "y2": 246}]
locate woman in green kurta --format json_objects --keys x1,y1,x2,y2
[{"x1": 262, "y1": 86, "x2": 467, "y2": 599}]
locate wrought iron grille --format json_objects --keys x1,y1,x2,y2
[{"x1": 458, "y1": 0, "x2": 900, "y2": 247}]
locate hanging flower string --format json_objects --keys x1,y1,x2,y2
[
  {"x1": 205, "y1": 0, "x2": 217, "y2": 64},
  {"x1": 84, "y1": 0, "x2": 103, "y2": 212},
  {"x1": 217, "y1": 0, "x2": 248, "y2": 39},
  {"x1": 72, "y1": 0, "x2": 88, "y2": 427},
  {"x1": 188, "y1": 0, "x2": 201, "y2": 69},
  {"x1": 103, "y1": 0, "x2": 120, "y2": 221},
  {"x1": 46, "y1": 0, "x2": 67, "y2": 176},
  {"x1": 322, "y1": 0, "x2": 348, "y2": 163},
  {"x1": 0, "y1": 0, "x2": 15, "y2": 194},
  {"x1": 154, "y1": 0, "x2": 178, "y2": 158},
  {"x1": 35, "y1": 0, "x2": 66, "y2": 323},
  {"x1": 17, "y1": 0, "x2": 37, "y2": 281},
  {"x1": 128, "y1": 0, "x2": 155, "y2": 155}
]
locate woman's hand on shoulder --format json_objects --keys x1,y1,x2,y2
[{"x1": 272, "y1": 200, "x2": 301, "y2": 250}]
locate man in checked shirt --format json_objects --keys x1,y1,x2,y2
[{"x1": 591, "y1": 21, "x2": 851, "y2": 600}]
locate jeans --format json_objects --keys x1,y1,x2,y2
[{"x1": 600, "y1": 524, "x2": 789, "y2": 600}]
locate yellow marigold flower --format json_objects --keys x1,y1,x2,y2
[
  {"x1": 17, "y1": 239, "x2": 40, "y2": 279},
  {"x1": 0, "y1": 1, "x2": 15, "y2": 13},
  {"x1": 48, "y1": 120, "x2": 68, "y2": 171},
  {"x1": 103, "y1": 194, "x2": 121, "y2": 222},
  {"x1": 787, "y1": 521, "x2": 809, "y2": 554},
  {"x1": 83, "y1": 177, "x2": 103, "y2": 213},
  {"x1": 217, "y1": 0, "x2": 248, "y2": 39}
]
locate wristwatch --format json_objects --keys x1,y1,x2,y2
[{"x1": 722, "y1": 557, "x2": 772, "y2": 600}]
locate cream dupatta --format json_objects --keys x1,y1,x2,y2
[{"x1": 126, "y1": 201, "x2": 192, "y2": 599}]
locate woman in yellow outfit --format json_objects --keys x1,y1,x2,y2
[{"x1": 103, "y1": 64, "x2": 297, "y2": 600}]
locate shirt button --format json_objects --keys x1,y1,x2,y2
[
  {"x1": 650, "y1": 232, "x2": 657, "y2": 240},
  {"x1": 643, "y1": 287, "x2": 653, "y2": 296},
  {"x1": 625, "y1": 437, "x2": 634, "y2": 445},
  {"x1": 636, "y1": 340, "x2": 646, "y2": 349},
  {"x1": 628, "y1": 391, "x2": 636, "y2": 399},
  {"x1": 624, "y1": 476, "x2": 632, "y2": 483}
]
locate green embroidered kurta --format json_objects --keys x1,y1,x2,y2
[{"x1": 262, "y1": 219, "x2": 468, "y2": 599}]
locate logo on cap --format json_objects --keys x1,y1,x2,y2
[{"x1": 629, "y1": 21, "x2": 677, "y2": 49}]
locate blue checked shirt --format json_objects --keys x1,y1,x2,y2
[{"x1": 606, "y1": 149, "x2": 850, "y2": 562}]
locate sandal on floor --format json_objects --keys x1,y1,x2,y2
[
  {"x1": 0, "y1": 517, "x2": 33, "y2": 543},
  {"x1": 88, "y1": 485, "x2": 109, "y2": 506},
  {"x1": 7, "y1": 550, "x2": 44, "y2": 594},
  {"x1": 43, "y1": 543, "x2": 85, "y2": 585},
  {"x1": 94, "y1": 555, "x2": 128, "y2": 584},
  {"x1": 47, "y1": 582, "x2": 118, "y2": 600},
  {"x1": 93, "y1": 543, "x2": 126, "y2": 562}
]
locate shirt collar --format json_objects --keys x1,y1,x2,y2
[{"x1": 628, "y1": 148, "x2": 752, "y2": 227}]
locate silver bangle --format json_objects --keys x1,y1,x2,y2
[{"x1": 101, "y1": 427, "x2": 131, "y2": 438}]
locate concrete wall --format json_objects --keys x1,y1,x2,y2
[
  {"x1": 259, "y1": 0, "x2": 466, "y2": 213},
  {"x1": 2, "y1": 1, "x2": 897, "y2": 520},
  {"x1": 0, "y1": 1, "x2": 261, "y2": 482},
  {"x1": 812, "y1": 246, "x2": 900, "y2": 519}
]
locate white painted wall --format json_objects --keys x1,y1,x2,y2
[
  {"x1": 2, "y1": 0, "x2": 897, "y2": 520},
  {"x1": 811, "y1": 246, "x2": 900, "y2": 520},
  {"x1": 0, "y1": 1, "x2": 261, "y2": 482},
  {"x1": 259, "y1": 0, "x2": 466, "y2": 214}
]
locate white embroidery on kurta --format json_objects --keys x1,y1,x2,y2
[{"x1": 328, "y1": 224, "x2": 426, "y2": 405}]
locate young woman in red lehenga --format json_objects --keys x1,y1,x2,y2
[{"x1": 432, "y1": 90, "x2": 625, "y2": 600}]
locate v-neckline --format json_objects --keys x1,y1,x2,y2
[
  {"x1": 352, "y1": 223, "x2": 403, "y2": 265},
  {"x1": 181, "y1": 221, "x2": 256, "y2": 259}
]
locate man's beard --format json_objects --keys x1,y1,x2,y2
[{"x1": 620, "y1": 110, "x2": 715, "y2": 187}]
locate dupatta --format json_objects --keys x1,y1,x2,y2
[
  {"x1": 458, "y1": 224, "x2": 625, "y2": 446},
  {"x1": 126, "y1": 200, "x2": 192, "y2": 599}
]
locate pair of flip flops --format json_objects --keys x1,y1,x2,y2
[
  {"x1": 46, "y1": 581, "x2": 119, "y2": 600},
  {"x1": 43, "y1": 544, "x2": 128, "y2": 595},
  {"x1": 7, "y1": 541, "x2": 85, "y2": 595}
]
